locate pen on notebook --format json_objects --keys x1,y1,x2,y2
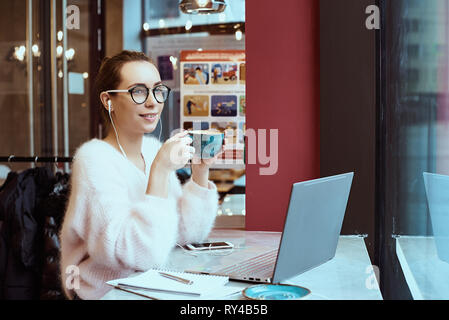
[
  {"x1": 159, "y1": 272, "x2": 193, "y2": 285},
  {"x1": 113, "y1": 285, "x2": 159, "y2": 300}
]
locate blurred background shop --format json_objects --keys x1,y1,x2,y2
[
  {"x1": 0, "y1": 0, "x2": 254, "y2": 300},
  {"x1": 0, "y1": 0, "x2": 247, "y2": 230}
]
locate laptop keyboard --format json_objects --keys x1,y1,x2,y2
[{"x1": 216, "y1": 249, "x2": 278, "y2": 278}]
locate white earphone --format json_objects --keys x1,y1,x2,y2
[{"x1": 107, "y1": 100, "x2": 127, "y2": 158}]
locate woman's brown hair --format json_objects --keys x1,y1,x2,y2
[{"x1": 94, "y1": 50, "x2": 154, "y2": 132}]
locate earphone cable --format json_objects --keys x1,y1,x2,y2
[
  {"x1": 108, "y1": 106, "x2": 128, "y2": 159},
  {"x1": 158, "y1": 116, "x2": 163, "y2": 143}
]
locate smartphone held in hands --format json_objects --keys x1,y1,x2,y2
[{"x1": 185, "y1": 241, "x2": 234, "y2": 251}]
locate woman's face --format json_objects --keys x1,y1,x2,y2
[{"x1": 109, "y1": 61, "x2": 164, "y2": 135}]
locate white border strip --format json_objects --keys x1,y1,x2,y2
[
  {"x1": 62, "y1": 0, "x2": 69, "y2": 172},
  {"x1": 50, "y1": 0, "x2": 58, "y2": 156},
  {"x1": 27, "y1": 0, "x2": 35, "y2": 164}
]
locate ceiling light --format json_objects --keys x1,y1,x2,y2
[
  {"x1": 65, "y1": 48, "x2": 75, "y2": 61},
  {"x1": 235, "y1": 29, "x2": 242, "y2": 41},
  {"x1": 179, "y1": 0, "x2": 226, "y2": 15},
  {"x1": 197, "y1": 0, "x2": 208, "y2": 6},
  {"x1": 185, "y1": 19, "x2": 193, "y2": 31},
  {"x1": 56, "y1": 45, "x2": 63, "y2": 57},
  {"x1": 31, "y1": 44, "x2": 40, "y2": 57},
  {"x1": 13, "y1": 46, "x2": 26, "y2": 62}
]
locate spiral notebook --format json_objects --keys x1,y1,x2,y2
[{"x1": 107, "y1": 269, "x2": 229, "y2": 297}]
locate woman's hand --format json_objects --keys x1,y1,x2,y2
[
  {"x1": 190, "y1": 134, "x2": 226, "y2": 188},
  {"x1": 152, "y1": 130, "x2": 194, "y2": 173},
  {"x1": 147, "y1": 130, "x2": 194, "y2": 198}
]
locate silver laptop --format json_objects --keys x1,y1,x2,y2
[
  {"x1": 204, "y1": 172, "x2": 354, "y2": 284},
  {"x1": 423, "y1": 172, "x2": 449, "y2": 263}
]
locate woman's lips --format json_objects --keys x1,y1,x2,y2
[{"x1": 140, "y1": 113, "x2": 158, "y2": 123}]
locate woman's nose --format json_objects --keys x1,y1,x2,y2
[{"x1": 144, "y1": 92, "x2": 158, "y2": 107}]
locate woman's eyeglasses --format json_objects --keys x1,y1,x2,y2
[{"x1": 106, "y1": 84, "x2": 171, "y2": 104}]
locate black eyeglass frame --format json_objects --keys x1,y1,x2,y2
[{"x1": 106, "y1": 84, "x2": 171, "y2": 104}]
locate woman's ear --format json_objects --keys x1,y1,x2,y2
[{"x1": 100, "y1": 92, "x2": 111, "y2": 112}]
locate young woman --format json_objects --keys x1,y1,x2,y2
[{"x1": 60, "y1": 51, "x2": 221, "y2": 300}]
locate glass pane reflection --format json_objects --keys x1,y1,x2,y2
[{"x1": 385, "y1": 0, "x2": 449, "y2": 299}]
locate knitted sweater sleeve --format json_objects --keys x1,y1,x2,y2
[
  {"x1": 175, "y1": 176, "x2": 219, "y2": 245},
  {"x1": 68, "y1": 148, "x2": 179, "y2": 272},
  {"x1": 150, "y1": 137, "x2": 219, "y2": 245}
]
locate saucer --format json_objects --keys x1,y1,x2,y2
[{"x1": 242, "y1": 284, "x2": 311, "y2": 300}]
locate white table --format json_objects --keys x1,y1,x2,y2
[
  {"x1": 396, "y1": 236, "x2": 449, "y2": 300},
  {"x1": 102, "y1": 229, "x2": 382, "y2": 300}
]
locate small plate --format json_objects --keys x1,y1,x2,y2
[{"x1": 242, "y1": 284, "x2": 311, "y2": 300}]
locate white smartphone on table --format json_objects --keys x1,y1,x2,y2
[{"x1": 185, "y1": 241, "x2": 234, "y2": 251}]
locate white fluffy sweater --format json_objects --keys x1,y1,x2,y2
[{"x1": 59, "y1": 136, "x2": 219, "y2": 300}]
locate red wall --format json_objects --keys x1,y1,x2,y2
[{"x1": 245, "y1": 0, "x2": 320, "y2": 231}]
